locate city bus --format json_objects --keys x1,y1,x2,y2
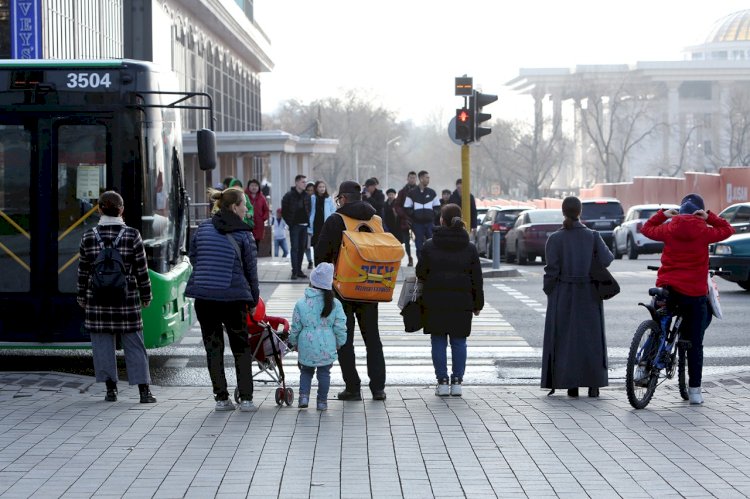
[{"x1": 0, "y1": 59, "x2": 215, "y2": 348}]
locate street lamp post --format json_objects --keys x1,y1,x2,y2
[{"x1": 385, "y1": 136, "x2": 401, "y2": 191}]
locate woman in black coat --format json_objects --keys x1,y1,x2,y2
[{"x1": 416, "y1": 203, "x2": 484, "y2": 397}]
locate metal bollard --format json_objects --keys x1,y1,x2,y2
[{"x1": 492, "y1": 231, "x2": 501, "y2": 269}]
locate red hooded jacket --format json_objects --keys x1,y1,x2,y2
[{"x1": 641, "y1": 210, "x2": 735, "y2": 296}]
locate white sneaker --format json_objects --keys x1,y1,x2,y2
[
  {"x1": 450, "y1": 383, "x2": 462, "y2": 397},
  {"x1": 688, "y1": 387, "x2": 704, "y2": 405},
  {"x1": 239, "y1": 400, "x2": 258, "y2": 412},
  {"x1": 435, "y1": 381, "x2": 450, "y2": 397},
  {"x1": 215, "y1": 399, "x2": 235, "y2": 411}
]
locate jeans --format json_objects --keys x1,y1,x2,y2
[
  {"x1": 274, "y1": 238, "x2": 288, "y2": 257},
  {"x1": 289, "y1": 224, "x2": 308, "y2": 275},
  {"x1": 669, "y1": 291, "x2": 708, "y2": 387},
  {"x1": 299, "y1": 363, "x2": 332, "y2": 401},
  {"x1": 194, "y1": 299, "x2": 254, "y2": 401},
  {"x1": 412, "y1": 222, "x2": 433, "y2": 260},
  {"x1": 431, "y1": 334, "x2": 467, "y2": 382},
  {"x1": 338, "y1": 299, "x2": 385, "y2": 393}
]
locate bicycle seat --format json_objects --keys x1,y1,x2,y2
[{"x1": 648, "y1": 287, "x2": 669, "y2": 298}]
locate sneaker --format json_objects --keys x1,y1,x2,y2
[
  {"x1": 435, "y1": 379, "x2": 450, "y2": 397},
  {"x1": 215, "y1": 399, "x2": 235, "y2": 411},
  {"x1": 450, "y1": 378, "x2": 462, "y2": 397},
  {"x1": 239, "y1": 400, "x2": 258, "y2": 412},
  {"x1": 291, "y1": 273, "x2": 298, "y2": 280},
  {"x1": 296, "y1": 272, "x2": 307, "y2": 278},
  {"x1": 688, "y1": 387, "x2": 704, "y2": 405},
  {"x1": 372, "y1": 391, "x2": 386, "y2": 401},
  {"x1": 316, "y1": 400, "x2": 328, "y2": 411},
  {"x1": 298, "y1": 394, "x2": 309, "y2": 409},
  {"x1": 337, "y1": 389, "x2": 362, "y2": 401}
]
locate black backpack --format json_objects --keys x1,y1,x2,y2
[{"x1": 91, "y1": 227, "x2": 128, "y2": 305}]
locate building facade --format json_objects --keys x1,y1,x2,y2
[{"x1": 507, "y1": 9, "x2": 750, "y2": 191}]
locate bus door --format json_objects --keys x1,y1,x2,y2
[{"x1": 0, "y1": 115, "x2": 109, "y2": 343}]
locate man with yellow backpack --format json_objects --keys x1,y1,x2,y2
[{"x1": 315, "y1": 180, "x2": 404, "y2": 402}]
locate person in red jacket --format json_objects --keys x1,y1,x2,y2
[
  {"x1": 641, "y1": 193, "x2": 735, "y2": 404},
  {"x1": 245, "y1": 179, "x2": 270, "y2": 252}
]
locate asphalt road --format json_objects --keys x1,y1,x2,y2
[{"x1": 1, "y1": 254, "x2": 747, "y2": 388}]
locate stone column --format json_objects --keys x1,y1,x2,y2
[
  {"x1": 667, "y1": 82, "x2": 680, "y2": 170},
  {"x1": 270, "y1": 152, "x2": 282, "y2": 212}
]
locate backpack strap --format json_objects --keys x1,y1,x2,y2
[
  {"x1": 225, "y1": 233, "x2": 245, "y2": 273},
  {"x1": 92, "y1": 226, "x2": 126, "y2": 250},
  {"x1": 336, "y1": 213, "x2": 384, "y2": 233}
]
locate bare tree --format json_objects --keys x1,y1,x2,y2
[
  {"x1": 726, "y1": 85, "x2": 750, "y2": 166},
  {"x1": 576, "y1": 78, "x2": 665, "y2": 183}
]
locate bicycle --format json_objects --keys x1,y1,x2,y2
[{"x1": 625, "y1": 266, "x2": 728, "y2": 409}]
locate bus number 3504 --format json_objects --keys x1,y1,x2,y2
[{"x1": 66, "y1": 72, "x2": 112, "y2": 89}]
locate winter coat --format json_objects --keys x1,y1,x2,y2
[
  {"x1": 247, "y1": 191, "x2": 270, "y2": 242},
  {"x1": 384, "y1": 199, "x2": 400, "y2": 236},
  {"x1": 364, "y1": 188, "x2": 386, "y2": 219},
  {"x1": 289, "y1": 288, "x2": 347, "y2": 367},
  {"x1": 77, "y1": 221, "x2": 152, "y2": 334},
  {"x1": 185, "y1": 211, "x2": 260, "y2": 304},
  {"x1": 314, "y1": 200, "x2": 377, "y2": 267},
  {"x1": 404, "y1": 186, "x2": 440, "y2": 224},
  {"x1": 281, "y1": 186, "x2": 311, "y2": 227},
  {"x1": 447, "y1": 189, "x2": 479, "y2": 229},
  {"x1": 272, "y1": 217, "x2": 288, "y2": 240},
  {"x1": 641, "y1": 210, "x2": 734, "y2": 297},
  {"x1": 415, "y1": 225, "x2": 484, "y2": 337},
  {"x1": 394, "y1": 183, "x2": 416, "y2": 230},
  {"x1": 541, "y1": 222, "x2": 612, "y2": 389},
  {"x1": 308, "y1": 194, "x2": 335, "y2": 234}
]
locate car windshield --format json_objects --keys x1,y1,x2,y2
[
  {"x1": 496, "y1": 210, "x2": 524, "y2": 222},
  {"x1": 639, "y1": 209, "x2": 660, "y2": 219},
  {"x1": 582, "y1": 202, "x2": 623, "y2": 219},
  {"x1": 527, "y1": 211, "x2": 564, "y2": 224}
]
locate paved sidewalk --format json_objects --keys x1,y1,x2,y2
[{"x1": 1, "y1": 372, "x2": 750, "y2": 498}]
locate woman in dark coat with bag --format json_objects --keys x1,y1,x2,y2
[
  {"x1": 416, "y1": 203, "x2": 484, "y2": 397},
  {"x1": 541, "y1": 196, "x2": 613, "y2": 398}
]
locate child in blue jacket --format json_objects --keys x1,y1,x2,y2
[{"x1": 289, "y1": 262, "x2": 347, "y2": 410}]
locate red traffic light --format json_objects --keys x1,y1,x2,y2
[{"x1": 457, "y1": 109, "x2": 470, "y2": 123}]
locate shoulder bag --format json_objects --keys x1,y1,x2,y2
[
  {"x1": 400, "y1": 277, "x2": 424, "y2": 332},
  {"x1": 590, "y1": 232, "x2": 620, "y2": 300}
]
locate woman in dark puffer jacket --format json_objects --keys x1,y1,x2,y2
[
  {"x1": 186, "y1": 188, "x2": 260, "y2": 412},
  {"x1": 416, "y1": 203, "x2": 484, "y2": 397}
]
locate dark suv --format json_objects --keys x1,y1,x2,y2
[{"x1": 580, "y1": 198, "x2": 625, "y2": 247}]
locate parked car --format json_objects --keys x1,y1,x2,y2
[
  {"x1": 475, "y1": 206, "x2": 531, "y2": 258},
  {"x1": 709, "y1": 232, "x2": 750, "y2": 290},
  {"x1": 580, "y1": 198, "x2": 625, "y2": 248},
  {"x1": 718, "y1": 202, "x2": 750, "y2": 234},
  {"x1": 505, "y1": 209, "x2": 564, "y2": 265},
  {"x1": 611, "y1": 203, "x2": 679, "y2": 259},
  {"x1": 476, "y1": 206, "x2": 489, "y2": 228}
]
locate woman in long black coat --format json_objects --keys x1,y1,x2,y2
[
  {"x1": 541, "y1": 196, "x2": 613, "y2": 398},
  {"x1": 416, "y1": 203, "x2": 484, "y2": 397}
]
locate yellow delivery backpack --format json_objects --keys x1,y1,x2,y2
[{"x1": 333, "y1": 214, "x2": 405, "y2": 302}]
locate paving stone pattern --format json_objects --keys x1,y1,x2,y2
[{"x1": 1, "y1": 372, "x2": 750, "y2": 498}]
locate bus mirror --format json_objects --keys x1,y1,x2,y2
[{"x1": 197, "y1": 129, "x2": 217, "y2": 171}]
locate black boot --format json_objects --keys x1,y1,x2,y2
[
  {"x1": 138, "y1": 384, "x2": 156, "y2": 403},
  {"x1": 567, "y1": 387, "x2": 579, "y2": 398},
  {"x1": 105, "y1": 379, "x2": 117, "y2": 402}
]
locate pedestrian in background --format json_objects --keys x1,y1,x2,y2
[
  {"x1": 245, "y1": 179, "x2": 270, "y2": 251},
  {"x1": 185, "y1": 187, "x2": 260, "y2": 412},
  {"x1": 272, "y1": 208, "x2": 289, "y2": 258},
  {"x1": 435, "y1": 188, "x2": 451, "y2": 226},
  {"x1": 394, "y1": 171, "x2": 417, "y2": 267},
  {"x1": 541, "y1": 196, "x2": 612, "y2": 398},
  {"x1": 309, "y1": 180, "x2": 335, "y2": 249},
  {"x1": 289, "y1": 263, "x2": 347, "y2": 411},
  {"x1": 363, "y1": 177, "x2": 385, "y2": 219},
  {"x1": 228, "y1": 178, "x2": 254, "y2": 228},
  {"x1": 304, "y1": 182, "x2": 316, "y2": 269},
  {"x1": 404, "y1": 170, "x2": 440, "y2": 261},
  {"x1": 281, "y1": 175, "x2": 311, "y2": 279},
  {"x1": 448, "y1": 178, "x2": 478, "y2": 232},
  {"x1": 416, "y1": 203, "x2": 484, "y2": 397},
  {"x1": 384, "y1": 188, "x2": 400, "y2": 237},
  {"x1": 77, "y1": 191, "x2": 156, "y2": 404}
]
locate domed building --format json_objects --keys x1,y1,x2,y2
[{"x1": 507, "y1": 9, "x2": 750, "y2": 193}]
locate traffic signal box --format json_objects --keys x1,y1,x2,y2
[
  {"x1": 455, "y1": 107, "x2": 473, "y2": 143},
  {"x1": 470, "y1": 90, "x2": 498, "y2": 142}
]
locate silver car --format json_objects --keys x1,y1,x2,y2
[{"x1": 611, "y1": 203, "x2": 678, "y2": 259}]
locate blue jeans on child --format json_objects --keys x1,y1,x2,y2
[
  {"x1": 273, "y1": 238, "x2": 288, "y2": 257},
  {"x1": 299, "y1": 363, "x2": 332, "y2": 401},
  {"x1": 430, "y1": 334, "x2": 466, "y2": 381}
]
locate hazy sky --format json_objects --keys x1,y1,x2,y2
[{"x1": 255, "y1": 1, "x2": 750, "y2": 125}]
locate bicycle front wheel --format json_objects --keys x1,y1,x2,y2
[{"x1": 626, "y1": 320, "x2": 661, "y2": 409}]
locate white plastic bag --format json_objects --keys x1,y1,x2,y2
[
  {"x1": 707, "y1": 274, "x2": 723, "y2": 320},
  {"x1": 397, "y1": 276, "x2": 422, "y2": 310}
]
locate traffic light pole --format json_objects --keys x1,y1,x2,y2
[{"x1": 461, "y1": 144, "x2": 471, "y2": 231}]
